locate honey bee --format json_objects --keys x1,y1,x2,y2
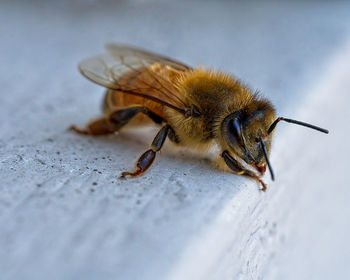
[{"x1": 70, "y1": 44, "x2": 328, "y2": 191}]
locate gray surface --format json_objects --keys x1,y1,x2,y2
[{"x1": 1, "y1": 1, "x2": 350, "y2": 279}]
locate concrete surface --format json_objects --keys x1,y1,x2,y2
[{"x1": 1, "y1": 1, "x2": 350, "y2": 279}]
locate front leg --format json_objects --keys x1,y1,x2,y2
[
  {"x1": 221, "y1": 151, "x2": 267, "y2": 191},
  {"x1": 120, "y1": 125, "x2": 170, "y2": 178}
]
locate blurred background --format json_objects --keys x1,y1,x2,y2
[{"x1": 1, "y1": 1, "x2": 350, "y2": 280}]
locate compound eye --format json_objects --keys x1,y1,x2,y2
[{"x1": 228, "y1": 118, "x2": 244, "y2": 148}]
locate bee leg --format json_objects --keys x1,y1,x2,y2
[
  {"x1": 120, "y1": 124, "x2": 170, "y2": 178},
  {"x1": 70, "y1": 107, "x2": 164, "y2": 136},
  {"x1": 168, "y1": 126, "x2": 181, "y2": 144},
  {"x1": 221, "y1": 151, "x2": 267, "y2": 191},
  {"x1": 69, "y1": 118, "x2": 119, "y2": 136},
  {"x1": 109, "y1": 106, "x2": 163, "y2": 129}
]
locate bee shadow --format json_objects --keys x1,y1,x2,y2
[{"x1": 69, "y1": 127, "x2": 216, "y2": 174}]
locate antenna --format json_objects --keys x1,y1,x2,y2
[
  {"x1": 259, "y1": 138, "x2": 275, "y2": 181},
  {"x1": 267, "y1": 117, "x2": 329, "y2": 135}
]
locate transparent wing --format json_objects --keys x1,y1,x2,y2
[
  {"x1": 106, "y1": 43, "x2": 191, "y2": 71},
  {"x1": 78, "y1": 44, "x2": 192, "y2": 113}
]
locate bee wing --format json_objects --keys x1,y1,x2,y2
[
  {"x1": 78, "y1": 44, "x2": 192, "y2": 113},
  {"x1": 105, "y1": 43, "x2": 191, "y2": 72}
]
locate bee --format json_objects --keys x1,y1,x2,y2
[{"x1": 70, "y1": 44, "x2": 328, "y2": 191}]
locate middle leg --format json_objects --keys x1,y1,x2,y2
[{"x1": 120, "y1": 124, "x2": 170, "y2": 178}]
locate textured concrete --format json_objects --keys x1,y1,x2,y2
[{"x1": 1, "y1": 1, "x2": 350, "y2": 280}]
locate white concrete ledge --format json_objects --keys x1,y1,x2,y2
[{"x1": 1, "y1": 1, "x2": 350, "y2": 280}]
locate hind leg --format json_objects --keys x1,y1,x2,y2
[
  {"x1": 70, "y1": 106, "x2": 163, "y2": 136},
  {"x1": 69, "y1": 118, "x2": 118, "y2": 136}
]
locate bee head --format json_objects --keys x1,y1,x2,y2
[
  {"x1": 220, "y1": 99, "x2": 276, "y2": 175},
  {"x1": 220, "y1": 97, "x2": 329, "y2": 181}
]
